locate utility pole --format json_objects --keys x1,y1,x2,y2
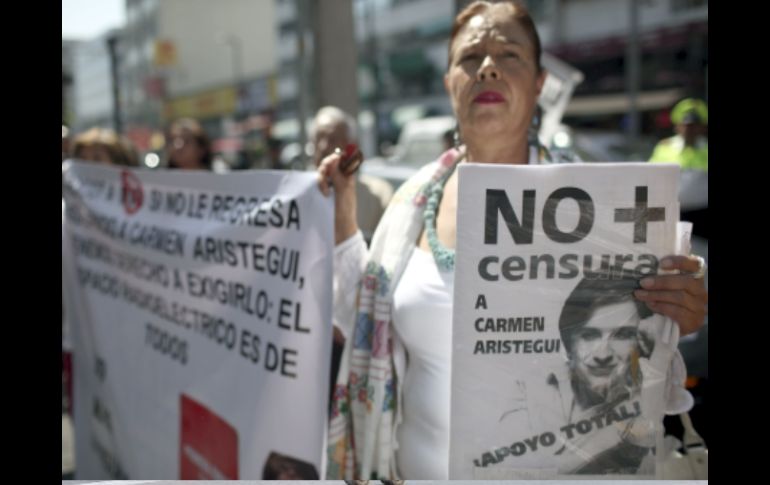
[
  {"x1": 625, "y1": 0, "x2": 640, "y2": 149},
  {"x1": 313, "y1": 0, "x2": 359, "y2": 117},
  {"x1": 107, "y1": 34, "x2": 123, "y2": 134},
  {"x1": 296, "y1": 0, "x2": 312, "y2": 166}
]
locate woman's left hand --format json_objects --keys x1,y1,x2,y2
[{"x1": 633, "y1": 255, "x2": 707, "y2": 336}]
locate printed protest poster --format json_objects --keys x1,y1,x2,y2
[
  {"x1": 62, "y1": 161, "x2": 333, "y2": 479},
  {"x1": 450, "y1": 163, "x2": 680, "y2": 479}
]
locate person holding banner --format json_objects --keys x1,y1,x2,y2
[
  {"x1": 71, "y1": 127, "x2": 139, "y2": 167},
  {"x1": 64, "y1": 126, "x2": 139, "y2": 416},
  {"x1": 318, "y1": 0, "x2": 708, "y2": 479}
]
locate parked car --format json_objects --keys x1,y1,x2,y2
[
  {"x1": 361, "y1": 115, "x2": 456, "y2": 190},
  {"x1": 550, "y1": 126, "x2": 657, "y2": 162}
]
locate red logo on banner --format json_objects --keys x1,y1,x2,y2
[
  {"x1": 179, "y1": 394, "x2": 238, "y2": 479},
  {"x1": 121, "y1": 171, "x2": 144, "y2": 215}
]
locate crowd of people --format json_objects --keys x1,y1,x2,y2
[{"x1": 63, "y1": 0, "x2": 707, "y2": 480}]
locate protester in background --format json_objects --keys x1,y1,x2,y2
[
  {"x1": 64, "y1": 126, "x2": 138, "y2": 421},
  {"x1": 71, "y1": 127, "x2": 139, "y2": 167},
  {"x1": 312, "y1": 106, "x2": 393, "y2": 245},
  {"x1": 166, "y1": 118, "x2": 213, "y2": 170}
]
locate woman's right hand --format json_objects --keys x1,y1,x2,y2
[{"x1": 317, "y1": 150, "x2": 359, "y2": 244}]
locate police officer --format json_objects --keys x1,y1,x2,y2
[{"x1": 650, "y1": 98, "x2": 708, "y2": 171}]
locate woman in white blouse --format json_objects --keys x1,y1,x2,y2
[{"x1": 318, "y1": 1, "x2": 707, "y2": 479}]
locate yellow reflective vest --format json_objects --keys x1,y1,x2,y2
[{"x1": 649, "y1": 135, "x2": 708, "y2": 171}]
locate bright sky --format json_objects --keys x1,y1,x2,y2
[{"x1": 62, "y1": 0, "x2": 125, "y2": 40}]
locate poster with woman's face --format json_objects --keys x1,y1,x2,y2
[{"x1": 450, "y1": 163, "x2": 681, "y2": 479}]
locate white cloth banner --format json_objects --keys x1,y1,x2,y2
[
  {"x1": 450, "y1": 163, "x2": 680, "y2": 479},
  {"x1": 62, "y1": 161, "x2": 333, "y2": 479}
]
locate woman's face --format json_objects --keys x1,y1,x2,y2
[
  {"x1": 313, "y1": 118, "x2": 350, "y2": 167},
  {"x1": 570, "y1": 301, "x2": 640, "y2": 399},
  {"x1": 445, "y1": 5, "x2": 544, "y2": 147},
  {"x1": 168, "y1": 129, "x2": 205, "y2": 169}
]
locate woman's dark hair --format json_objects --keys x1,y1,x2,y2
[
  {"x1": 261, "y1": 452, "x2": 319, "y2": 480},
  {"x1": 71, "y1": 127, "x2": 139, "y2": 167},
  {"x1": 166, "y1": 118, "x2": 212, "y2": 169},
  {"x1": 559, "y1": 275, "x2": 654, "y2": 355}
]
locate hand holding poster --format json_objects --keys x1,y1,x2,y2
[
  {"x1": 449, "y1": 163, "x2": 680, "y2": 479},
  {"x1": 62, "y1": 162, "x2": 333, "y2": 479}
]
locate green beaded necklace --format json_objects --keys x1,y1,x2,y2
[
  {"x1": 423, "y1": 138, "x2": 547, "y2": 272},
  {"x1": 422, "y1": 160, "x2": 459, "y2": 272}
]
